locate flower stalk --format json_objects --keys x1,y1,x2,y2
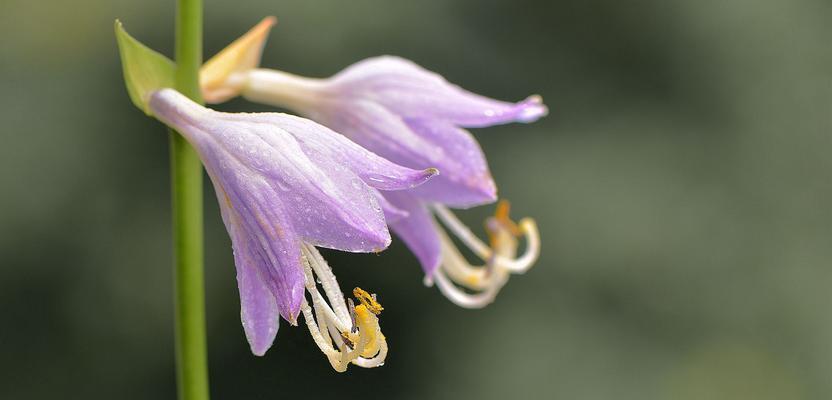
[{"x1": 171, "y1": 0, "x2": 209, "y2": 399}]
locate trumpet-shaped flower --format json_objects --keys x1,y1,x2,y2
[
  {"x1": 201, "y1": 49, "x2": 545, "y2": 308},
  {"x1": 149, "y1": 88, "x2": 437, "y2": 369}
]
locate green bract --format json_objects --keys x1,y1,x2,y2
[{"x1": 114, "y1": 20, "x2": 175, "y2": 115}]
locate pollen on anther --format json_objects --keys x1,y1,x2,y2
[{"x1": 353, "y1": 287, "x2": 384, "y2": 315}]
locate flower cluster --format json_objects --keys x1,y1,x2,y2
[{"x1": 121, "y1": 16, "x2": 546, "y2": 372}]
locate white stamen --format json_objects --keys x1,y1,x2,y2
[
  {"x1": 432, "y1": 204, "x2": 540, "y2": 272},
  {"x1": 299, "y1": 244, "x2": 388, "y2": 372},
  {"x1": 433, "y1": 268, "x2": 498, "y2": 309},
  {"x1": 427, "y1": 203, "x2": 540, "y2": 308},
  {"x1": 303, "y1": 243, "x2": 350, "y2": 322},
  {"x1": 497, "y1": 218, "x2": 540, "y2": 273},
  {"x1": 432, "y1": 204, "x2": 492, "y2": 259}
]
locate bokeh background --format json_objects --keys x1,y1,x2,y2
[{"x1": 1, "y1": 0, "x2": 830, "y2": 399}]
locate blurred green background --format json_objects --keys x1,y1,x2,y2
[{"x1": 1, "y1": 0, "x2": 830, "y2": 399}]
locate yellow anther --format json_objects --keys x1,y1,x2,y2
[
  {"x1": 495, "y1": 199, "x2": 511, "y2": 221},
  {"x1": 353, "y1": 287, "x2": 384, "y2": 315},
  {"x1": 486, "y1": 200, "x2": 522, "y2": 248},
  {"x1": 464, "y1": 274, "x2": 481, "y2": 287},
  {"x1": 495, "y1": 200, "x2": 522, "y2": 236}
]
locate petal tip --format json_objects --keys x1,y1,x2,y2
[
  {"x1": 242, "y1": 317, "x2": 278, "y2": 357},
  {"x1": 467, "y1": 174, "x2": 499, "y2": 206},
  {"x1": 418, "y1": 249, "x2": 442, "y2": 277},
  {"x1": 276, "y1": 281, "x2": 304, "y2": 326},
  {"x1": 250, "y1": 342, "x2": 271, "y2": 357},
  {"x1": 280, "y1": 309, "x2": 300, "y2": 326},
  {"x1": 422, "y1": 257, "x2": 441, "y2": 279},
  {"x1": 516, "y1": 95, "x2": 548, "y2": 123},
  {"x1": 416, "y1": 167, "x2": 441, "y2": 186},
  {"x1": 372, "y1": 228, "x2": 393, "y2": 251}
]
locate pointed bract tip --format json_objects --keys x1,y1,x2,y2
[
  {"x1": 115, "y1": 20, "x2": 175, "y2": 114},
  {"x1": 200, "y1": 17, "x2": 278, "y2": 103},
  {"x1": 261, "y1": 16, "x2": 278, "y2": 28}
]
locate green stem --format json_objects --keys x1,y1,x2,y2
[{"x1": 171, "y1": 0, "x2": 209, "y2": 399}]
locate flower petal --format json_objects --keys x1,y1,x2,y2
[
  {"x1": 221, "y1": 118, "x2": 391, "y2": 252},
  {"x1": 150, "y1": 89, "x2": 393, "y2": 254},
  {"x1": 330, "y1": 56, "x2": 548, "y2": 127},
  {"x1": 215, "y1": 186, "x2": 280, "y2": 355},
  {"x1": 373, "y1": 188, "x2": 409, "y2": 223},
  {"x1": 382, "y1": 191, "x2": 441, "y2": 275},
  {"x1": 308, "y1": 97, "x2": 495, "y2": 208},
  {"x1": 205, "y1": 151, "x2": 305, "y2": 323},
  {"x1": 263, "y1": 112, "x2": 438, "y2": 191},
  {"x1": 403, "y1": 119, "x2": 496, "y2": 208},
  {"x1": 234, "y1": 244, "x2": 280, "y2": 356}
]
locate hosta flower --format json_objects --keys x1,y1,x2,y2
[
  {"x1": 149, "y1": 88, "x2": 437, "y2": 371},
  {"x1": 201, "y1": 47, "x2": 545, "y2": 307}
]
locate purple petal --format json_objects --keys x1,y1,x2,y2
[
  {"x1": 235, "y1": 250, "x2": 280, "y2": 356},
  {"x1": 382, "y1": 191, "x2": 441, "y2": 275},
  {"x1": 311, "y1": 98, "x2": 443, "y2": 169},
  {"x1": 150, "y1": 89, "x2": 393, "y2": 253},
  {"x1": 216, "y1": 187, "x2": 279, "y2": 355},
  {"x1": 269, "y1": 112, "x2": 438, "y2": 191},
  {"x1": 330, "y1": 56, "x2": 548, "y2": 127},
  {"x1": 374, "y1": 189, "x2": 409, "y2": 223},
  {"x1": 206, "y1": 154, "x2": 305, "y2": 323},
  {"x1": 404, "y1": 119, "x2": 496, "y2": 208},
  {"x1": 228, "y1": 117, "x2": 391, "y2": 252},
  {"x1": 312, "y1": 98, "x2": 495, "y2": 208}
]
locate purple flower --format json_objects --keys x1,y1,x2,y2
[
  {"x1": 219, "y1": 56, "x2": 544, "y2": 308},
  {"x1": 149, "y1": 88, "x2": 436, "y2": 369}
]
